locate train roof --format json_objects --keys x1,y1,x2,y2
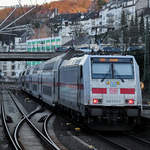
[
  {"x1": 60, "y1": 54, "x2": 136, "y2": 68},
  {"x1": 23, "y1": 49, "x2": 136, "y2": 73},
  {"x1": 90, "y1": 55, "x2": 135, "y2": 58},
  {"x1": 61, "y1": 55, "x2": 86, "y2": 67}
]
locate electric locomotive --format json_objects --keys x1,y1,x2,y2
[{"x1": 20, "y1": 51, "x2": 142, "y2": 127}]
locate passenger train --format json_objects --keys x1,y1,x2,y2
[{"x1": 19, "y1": 50, "x2": 142, "y2": 127}]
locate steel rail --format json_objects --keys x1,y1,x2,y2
[
  {"x1": 97, "y1": 134, "x2": 130, "y2": 150},
  {"x1": 43, "y1": 114, "x2": 60, "y2": 150},
  {"x1": 14, "y1": 107, "x2": 43, "y2": 150},
  {"x1": 126, "y1": 134, "x2": 150, "y2": 145},
  {"x1": 9, "y1": 91, "x2": 60, "y2": 150},
  {"x1": 1, "y1": 100, "x2": 19, "y2": 150}
]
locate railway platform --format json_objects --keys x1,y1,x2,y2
[{"x1": 141, "y1": 92, "x2": 150, "y2": 119}]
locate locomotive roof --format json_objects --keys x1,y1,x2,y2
[
  {"x1": 61, "y1": 55, "x2": 87, "y2": 67},
  {"x1": 90, "y1": 55, "x2": 135, "y2": 59},
  {"x1": 60, "y1": 54, "x2": 135, "y2": 67},
  {"x1": 23, "y1": 50, "x2": 135, "y2": 73}
]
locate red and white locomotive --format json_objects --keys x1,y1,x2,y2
[{"x1": 19, "y1": 51, "x2": 142, "y2": 126}]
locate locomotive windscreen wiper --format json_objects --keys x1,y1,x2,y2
[
  {"x1": 101, "y1": 69, "x2": 111, "y2": 82},
  {"x1": 113, "y1": 69, "x2": 124, "y2": 82}
]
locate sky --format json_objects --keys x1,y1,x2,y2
[{"x1": 0, "y1": 0, "x2": 59, "y2": 7}]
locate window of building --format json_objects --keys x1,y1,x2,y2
[
  {"x1": 65, "y1": 22, "x2": 68, "y2": 26},
  {"x1": 11, "y1": 65, "x2": 15, "y2": 70},
  {"x1": 3, "y1": 65, "x2": 7, "y2": 70},
  {"x1": 12, "y1": 72, "x2": 16, "y2": 76},
  {"x1": 18, "y1": 64, "x2": 20, "y2": 69}
]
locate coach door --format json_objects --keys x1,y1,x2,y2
[
  {"x1": 53, "y1": 70, "x2": 57, "y2": 104},
  {"x1": 38, "y1": 74, "x2": 42, "y2": 98},
  {"x1": 77, "y1": 66, "x2": 82, "y2": 107}
]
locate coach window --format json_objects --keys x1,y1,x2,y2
[
  {"x1": 26, "y1": 69, "x2": 30, "y2": 75},
  {"x1": 43, "y1": 63, "x2": 54, "y2": 72},
  {"x1": 33, "y1": 66, "x2": 39, "y2": 74}
]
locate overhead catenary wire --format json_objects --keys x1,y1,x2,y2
[
  {"x1": 0, "y1": 7, "x2": 17, "y2": 27},
  {"x1": 16, "y1": 0, "x2": 34, "y2": 29},
  {"x1": 0, "y1": 0, "x2": 34, "y2": 35},
  {"x1": 3, "y1": 24, "x2": 31, "y2": 30},
  {"x1": 0, "y1": 24, "x2": 31, "y2": 36},
  {"x1": 2, "y1": 28, "x2": 28, "y2": 32},
  {"x1": 0, "y1": 32, "x2": 17, "y2": 35},
  {"x1": 0, "y1": 6, "x2": 36, "y2": 31}
]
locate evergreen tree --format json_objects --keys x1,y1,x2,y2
[
  {"x1": 121, "y1": 10, "x2": 126, "y2": 26},
  {"x1": 139, "y1": 12, "x2": 145, "y2": 43},
  {"x1": 121, "y1": 11, "x2": 128, "y2": 46},
  {"x1": 134, "y1": 12, "x2": 139, "y2": 43},
  {"x1": 129, "y1": 16, "x2": 135, "y2": 45},
  {"x1": 97, "y1": 0, "x2": 106, "y2": 9},
  {"x1": 109, "y1": 29, "x2": 120, "y2": 47}
]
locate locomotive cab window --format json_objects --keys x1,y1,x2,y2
[
  {"x1": 92, "y1": 63, "x2": 112, "y2": 79},
  {"x1": 113, "y1": 63, "x2": 134, "y2": 79},
  {"x1": 91, "y1": 58, "x2": 134, "y2": 79}
]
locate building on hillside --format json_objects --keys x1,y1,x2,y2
[
  {"x1": 1, "y1": 61, "x2": 26, "y2": 79},
  {"x1": 100, "y1": 0, "x2": 136, "y2": 33},
  {"x1": 80, "y1": 11, "x2": 101, "y2": 35},
  {"x1": 136, "y1": 0, "x2": 150, "y2": 22},
  {"x1": 26, "y1": 37, "x2": 61, "y2": 52},
  {"x1": 136, "y1": 0, "x2": 150, "y2": 14},
  {"x1": 63, "y1": 35, "x2": 98, "y2": 50},
  {"x1": 48, "y1": 11, "x2": 101, "y2": 45},
  {"x1": 0, "y1": 60, "x2": 26, "y2": 79},
  {"x1": 26, "y1": 36, "x2": 62, "y2": 66},
  {"x1": 47, "y1": 0, "x2": 137, "y2": 44},
  {"x1": 0, "y1": 37, "x2": 26, "y2": 79}
]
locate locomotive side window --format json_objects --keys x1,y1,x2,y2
[
  {"x1": 26, "y1": 69, "x2": 30, "y2": 75},
  {"x1": 33, "y1": 66, "x2": 39, "y2": 74},
  {"x1": 43, "y1": 62, "x2": 54, "y2": 72}
]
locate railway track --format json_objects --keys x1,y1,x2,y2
[
  {"x1": 125, "y1": 133, "x2": 150, "y2": 145},
  {"x1": 96, "y1": 132, "x2": 150, "y2": 150},
  {"x1": 2, "y1": 88, "x2": 150, "y2": 150},
  {"x1": 51, "y1": 114, "x2": 150, "y2": 150},
  {"x1": 1, "y1": 90, "x2": 61, "y2": 150}
]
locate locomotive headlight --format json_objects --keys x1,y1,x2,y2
[
  {"x1": 125, "y1": 99, "x2": 134, "y2": 104},
  {"x1": 116, "y1": 81, "x2": 120, "y2": 85},
  {"x1": 106, "y1": 81, "x2": 110, "y2": 85},
  {"x1": 93, "y1": 98, "x2": 102, "y2": 104},
  {"x1": 140, "y1": 82, "x2": 144, "y2": 90}
]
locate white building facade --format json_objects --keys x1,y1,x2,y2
[
  {"x1": 55, "y1": 0, "x2": 137, "y2": 37},
  {"x1": 99, "y1": 0, "x2": 136, "y2": 33},
  {"x1": 0, "y1": 37, "x2": 27, "y2": 79},
  {"x1": 1, "y1": 61, "x2": 26, "y2": 78}
]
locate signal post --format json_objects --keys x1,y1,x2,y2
[{"x1": 144, "y1": 17, "x2": 150, "y2": 93}]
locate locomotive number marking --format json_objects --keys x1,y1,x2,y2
[{"x1": 109, "y1": 88, "x2": 118, "y2": 94}]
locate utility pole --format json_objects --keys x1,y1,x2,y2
[{"x1": 144, "y1": 16, "x2": 150, "y2": 93}]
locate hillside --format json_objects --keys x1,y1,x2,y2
[
  {"x1": 44, "y1": 0, "x2": 92, "y2": 14},
  {"x1": 0, "y1": 0, "x2": 92, "y2": 23},
  {"x1": 0, "y1": 0, "x2": 110, "y2": 22}
]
